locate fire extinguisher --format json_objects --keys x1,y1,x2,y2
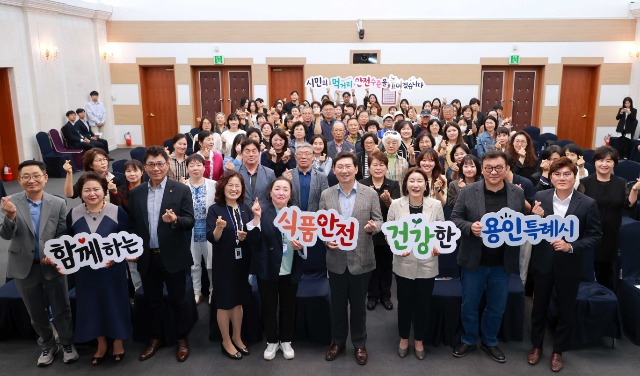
[
  {"x1": 604, "y1": 134, "x2": 610, "y2": 146},
  {"x1": 124, "y1": 132, "x2": 132, "y2": 146},
  {"x1": 3, "y1": 164, "x2": 13, "y2": 181}
]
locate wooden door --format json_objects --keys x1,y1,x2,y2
[
  {"x1": 481, "y1": 71, "x2": 504, "y2": 114},
  {"x1": 511, "y1": 70, "x2": 536, "y2": 131},
  {"x1": 228, "y1": 71, "x2": 251, "y2": 112},
  {"x1": 0, "y1": 68, "x2": 19, "y2": 176},
  {"x1": 269, "y1": 66, "x2": 304, "y2": 107},
  {"x1": 557, "y1": 66, "x2": 599, "y2": 148},
  {"x1": 140, "y1": 66, "x2": 178, "y2": 147},
  {"x1": 199, "y1": 71, "x2": 222, "y2": 117}
]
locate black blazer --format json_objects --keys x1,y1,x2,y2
[
  {"x1": 530, "y1": 189, "x2": 602, "y2": 278},
  {"x1": 615, "y1": 107, "x2": 637, "y2": 136},
  {"x1": 249, "y1": 203, "x2": 304, "y2": 282},
  {"x1": 61, "y1": 121, "x2": 84, "y2": 146},
  {"x1": 74, "y1": 119, "x2": 95, "y2": 139},
  {"x1": 128, "y1": 178, "x2": 195, "y2": 275}
]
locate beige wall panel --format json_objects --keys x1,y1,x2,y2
[
  {"x1": 114, "y1": 105, "x2": 143, "y2": 125},
  {"x1": 595, "y1": 106, "x2": 619, "y2": 126},
  {"x1": 544, "y1": 65, "x2": 562, "y2": 84},
  {"x1": 304, "y1": 64, "x2": 481, "y2": 85},
  {"x1": 175, "y1": 64, "x2": 191, "y2": 85},
  {"x1": 178, "y1": 105, "x2": 194, "y2": 126},
  {"x1": 107, "y1": 19, "x2": 636, "y2": 43},
  {"x1": 110, "y1": 64, "x2": 140, "y2": 84},
  {"x1": 266, "y1": 58, "x2": 307, "y2": 65},
  {"x1": 540, "y1": 106, "x2": 558, "y2": 126},
  {"x1": 561, "y1": 57, "x2": 605, "y2": 65},
  {"x1": 252, "y1": 65, "x2": 268, "y2": 85},
  {"x1": 599, "y1": 64, "x2": 632, "y2": 84},
  {"x1": 136, "y1": 57, "x2": 176, "y2": 65}
]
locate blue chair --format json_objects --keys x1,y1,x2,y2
[
  {"x1": 130, "y1": 147, "x2": 146, "y2": 163},
  {"x1": 163, "y1": 139, "x2": 174, "y2": 154},
  {"x1": 294, "y1": 242, "x2": 331, "y2": 343},
  {"x1": 522, "y1": 126, "x2": 540, "y2": 142},
  {"x1": 537, "y1": 133, "x2": 558, "y2": 154},
  {"x1": 614, "y1": 159, "x2": 640, "y2": 182},
  {"x1": 582, "y1": 149, "x2": 595, "y2": 164},
  {"x1": 190, "y1": 128, "x2": 200, "y2": 138},
  {"x1": 548, "y1": 246, "x2": 621, "y2": 346},
  {"x1": 630, "y1": 140, "x2": 640, "y2": 162},
  {"x1": 35, "y1": 131, "x2": 69, "y2": 178},
  {"x1": 111, "y1": 159, "x2": 127, "y2": 175},
  {"x1": 584, "y1": 162, "x2": 595, "y2": 175},
  {"x1": 617, "y1": 221, "x2": 640, "y2": 345},
  {"x1": 609, "y1": 137, "x2": 620, "y2": 153},
  {"x1": 185, "y1": 132, "x2": 194, "y2": 155},
  {"x1": 553, "y1": 140, "x2": 574, "y2": 149},
  {"x1": 0, "y1": 280, "x2": 36, "y2": 339}
]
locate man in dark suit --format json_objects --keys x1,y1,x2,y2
[
  {"x1": 75, "y1": 108, "x2": 109, "y2": 154},
  {"x1": 0, "y1": 160, "x2": 78, "y2": 366},
  {"x1": 326, "y1": 121, "x2": 355, "y2": 159},
  {"x1": 527, "y1": 157, "x2": 602, "y2": 373},
  {"x1": 128, "y1": 146, "x2": 195, "y2": 362},
  {"x1": 60, "y1": 110, "x2": 102, "y2": 151},
  {"x1": 451, "y1": 150, "x2": 526, "y2": 363}
]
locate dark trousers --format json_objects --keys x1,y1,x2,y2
[
  {"x1": 258, "y1": 275, "x2": 297, "y2": 343},
  {"x1": 368, "y1": 244, "x2": 393, "y2": 302},
  {"x1": 395, "y1": 274, "x2": 435, "y2": 341},
  {"x1": 141, "y1": 252, "x2": 191, "y2": 340},
  {"x1": 594, "y1": 261, "x2": 614, "y2": 291},
  {"x1": 530, "y1": 270, "x2": 580, "y2": 353},
  {"x1": 328, "y1": 269, "x2": 372, "y2": 348},
  {"x1": 93, "y1": 138, "x2": 109, "y2": 154}
]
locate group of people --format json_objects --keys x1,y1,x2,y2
[
  {"x1": 60, "y1": 91, "x2": 110, "y2": 157},
  {"x1": 1, "y1": 91, "x2": 639, "y2": 374}
]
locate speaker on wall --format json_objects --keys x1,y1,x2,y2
[{"x1": 352, "y1": 53, "x2": 378, "y2": 64}]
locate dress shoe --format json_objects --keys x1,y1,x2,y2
[
  {"x1": 221, "y1": 343, "x2": 242, "y2": 360},
  {"x1": 527, "y1": 347, "x2": 542, "y2": 365},
  {"x1": 366, "y1": 299, "x2": 377, "y2": 311},
  {"x1": 480, "y1": 343, "x2": 506, "y2": 363},
  {"x1": 398, "y1": 345, "x2": 408, "y2": 358},
  {"x1": 354, "y1": 347, "x2": 368, "y2": 365},
  {"x1": 325, "y1": 343, "x2": 344, "y2": 361},
  {"x1": 176, "y1": 339, "x2": 190, "y2": 362},
  {"x1": 452, "y1": 342, "x2": 476, "y2": 358},
  {"x1": 112, "y1": 352, "x2": 125, "y2": 362},
  {"x1": 232, "y1": 340, "x2": 250, "y2": 356},
  {"x1": 550, "y1": 352, "x2": 564, "y2": 372},
  {"x1": 414, "y1": 348, "x2": 425, "y2": 360},
  {"x1": 138, "y1": 339, "x2": 164, "y2": 361},
  {"x1": 381, "y1": 299, "x2": 393, "y2": 310}
]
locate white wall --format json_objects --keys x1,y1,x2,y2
[{"x1": 0, "y1": 1, "x2": 114, "y2": 162}]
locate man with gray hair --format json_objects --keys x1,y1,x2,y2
[
  {"x1": 441, "y1": 104, "x2": 456, "y2": 125},
  {"x1": 327, "y1": 121, "x2": 355, "y2": 159},
  {"x1": 284, "y1": 142, "x2": 329, "y2": 212}
]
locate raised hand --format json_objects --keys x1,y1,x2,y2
[
  {"x1": 577, "y1": 155, "x2": 585, "y2": 167},
  {"x1": 252, "y1": 197, "x2": 261, "y2": 218},
  {"x1": 379, "y1": 189, "x2": 392, "y2": 206},
  {"x1": 162, "y1": 208, "x2": 177, "y2": 223},
  {"x1": 107, "y1": 179, "x2": 117, "y2": 192},
  {"x1": 290, "y1": 239, "x2": 303, "y2": 251},
  {"x1": 364, "y1": 219, "x2": 377, "y2": 233},
  {"x1": 215, "y1": 215, "x2": 227, "y2": 229},
  {"x1": 458, "y1": 179, "x2": 466, "y2": 188},
  {"x1": 282, "y1": 168, "x2": 292, "y2": 181},
  {"x1": 237, "y1": 230, "x2": 247, "y2": 242},
  {"x1": 531, "y1": 200, "x2": 544, "y2": 217},
  {"x1": 471, "y1": 221, "x2": 482, "y2": 237},
  {"x1": 225, "y1": 159, "x2": 235, "y2": 171},
  {"x1": 319, "y1": 153, "x2": 327, "y2": 162},
  {"x1": 63, "y1": 160, "x2": 73, "y2": 174},
  {"x1": 1, "y1": 196, "x2": 16, "y2": 220}
]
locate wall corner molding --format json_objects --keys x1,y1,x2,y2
[{"x1": 0, "y1": 0, "x2": 112, "y2": 20}]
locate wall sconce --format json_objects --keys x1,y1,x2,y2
[
  {"x1": 629, "y1": 46, "x2": 640, "y2": 62},
  {"x1": 356, "y1": 19, "x2": 364, "y2": 40},
  {"x1": 102, "y1": 44, "x2": 115, "y2": 62},
  {"x1": 41, "y1": 45, "x2": 58, "y2": 61}
]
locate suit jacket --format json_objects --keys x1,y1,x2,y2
[
  {"x1": 451, "y1": 180, "x2": 525, "y2": 274},
  {"x1": 128, "y1": 178, "x2": 195, "y2": 275},
  {"x1": 74, "y1": 119, "x2": 95, "y2": 139},
  {"x1": 0, "y1": 192, "x2": 67, "y2": 280},
  {"x1": 616, "y1": 107, "x2": 638, "y2": 136},
  {"x1": 249, "y1": 203, "x2": 305, "y2": 282},
  {"x1": 530, "y1": 189, "x2": 602, "y2": 278},
  {"x1": 327, "y1": 140, "x2": 355, "y2": 159},
  {"x1": 290, "y1": 167, "x2": 328, "y2": 212},
  {"x1": 61, "y1": 121, "x2": 85, "y2": 146},
  {"x1": 387, "y1": 196, "x2": 443, "y2": 279},
  {"x1": 319, "y1": 182, "x2": 383, "y2": 275},
  {"x1": 237, "y1": 163, "x2": 276, "y2": 208}
]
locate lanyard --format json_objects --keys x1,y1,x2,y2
[{"x1": 225, "y1": 205, "x2": 243, "y2": 244}]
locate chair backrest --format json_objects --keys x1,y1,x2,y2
[
  {"x1": 522, "y1": 126, "x2": 540, "y2": 141},
  {"x1": 582, "y1": 149, "x2": 595, "y2": 164},
  {"x1": 190, "y1": 128, "x2": 200, "y2": 137},
  {"x1": 437, "y1": 249, "x2": 460, "y2": 278},
  {"x1": 111, "y1": 159, "x2": 127, "y2": 175},
  {"x1": 581, "y1": 246, "x2": 596, "y2": 282},
  {"x1": 583, "y1": 162, "x2": 595, "y2": 175},
  {"x1": 49, "y1": 129, "x2": 83, "y2": 153},
  {"x1": 553, "y1": 140, "x2": 574, "y2": 149},
  {"x1": 620, "y1": 221, "x2": 640, "y2": 278},
  {"x1": 609, "y1": 136, "x2": 620, "y2": 152},
  {"x1": 614, "y1": 159, "x2": 640, "y2": 182},
  {"x1": 130, "y1": 147, "x2": 146, "y2": 163},
  {"x1": 163, "y1": 139, "x2": 174, "y2": 153},
  {"x1": 36, "y1": 132, "x2": 54, "y2": 156}
]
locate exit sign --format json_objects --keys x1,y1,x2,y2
[
  {"x1": 213, "y1": 55, "x2": 224, "y2": 65},
  {"x1": 509, "y1": 55, "x2": 520, "y2": 64}
]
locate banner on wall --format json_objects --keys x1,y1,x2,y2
[
  {"x1": 274, "y1": 206, "x2": 359, "y2": 250},
  {"x1": 44, "y1": 232, "x2": 144, "y2": 274},
  {"x1": 305, "y1": 74, "x2": 426, "y2": 91},
  {"x1": 480, "y1": 208, "x2": 579, "y2": 248},
  {"x1": 381, "y1": 214, "x2": 461, "y2": 260}
]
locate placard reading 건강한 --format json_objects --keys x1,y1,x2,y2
[{"x1": 382, "y1": 214, "x2": 461, "y2": 260}]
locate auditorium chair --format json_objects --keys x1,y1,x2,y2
[{"x1": 617, "y1": 221, "x2": 640, "y2": 345}]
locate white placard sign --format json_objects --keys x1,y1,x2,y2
[{"x1": 381, "y1": 214, "x2": 461, "y2": 260}]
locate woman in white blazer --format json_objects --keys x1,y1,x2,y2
[
  {"x1": 184, "y1": 153, "x2": 217, "y2": 304},
  {"x1": 387, "y1": 167, "x2": 444, "y2": 361}
]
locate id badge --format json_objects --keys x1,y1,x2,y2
[
  {"x1": 282, "y1": 243, "x2": 288, "y2": 255},
  {"x1": 235, "y1": 247, "x2": 242, "y2": 260}
]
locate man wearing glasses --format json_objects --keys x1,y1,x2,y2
[
  {"x1": 128, "y1": 146, "x2": 195, "y2": 362},
  {"x1": 0, "y1": 161, "x2": 78, "y2": 366},
  {"x1": 451, "y1": 150, "x2": 525, "y2": 364}
]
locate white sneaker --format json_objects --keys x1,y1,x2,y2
[
  {"x1": 62, "y1": 344, "x2": 79, "y2": 364},
  {"x1": 37, "y1": 346, "x2": 59, "y2": 367},
  {"x1": 263, "y1": 342, "x2": 280, "y2": 360},
  {"x1": 280, "y1": 342, "x2": 295, "y2": 360}
]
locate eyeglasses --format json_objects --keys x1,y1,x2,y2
[
  {"x1": 483, "y1": 165, "x2": 505, "y2": 173},
  {"x1": 20, "y1": 174, "x2": 44, "y2": 181},
  {"x1": 94, "y1": 158, "x2": 109, "y2": 163},
  {"x1": 296, "y1": 151, "x2": 313, "y2": 157},
  {"x1": 551, "y1": 172, "x2": 574, "y2": 178},
  {"x1": 513, "y1": 140, "x2": 528, "y2": 144},
  {"x1": 145, "y1": 162, "x2": 167, "y2": 169}
]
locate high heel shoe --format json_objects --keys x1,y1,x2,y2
[
  {"x1": 221, "y1": 343, "x2": 242, "y2": 360},
  {"x1": 112, "y1": 352, "x2": 126, "y2": 362},
  {"x1": 91, "y1": 356, "x2": 105, "y2": 366},
  {"x1": 232, "y1": 340, "x2": 250, "y2": 356}
]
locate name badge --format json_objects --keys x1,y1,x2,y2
[
  {"x1": 282, "y1": 243, "x2": 288, "y2": 255},
  {"x1": 235, "y1": 247, "x2": 242, "y2": 260}
]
